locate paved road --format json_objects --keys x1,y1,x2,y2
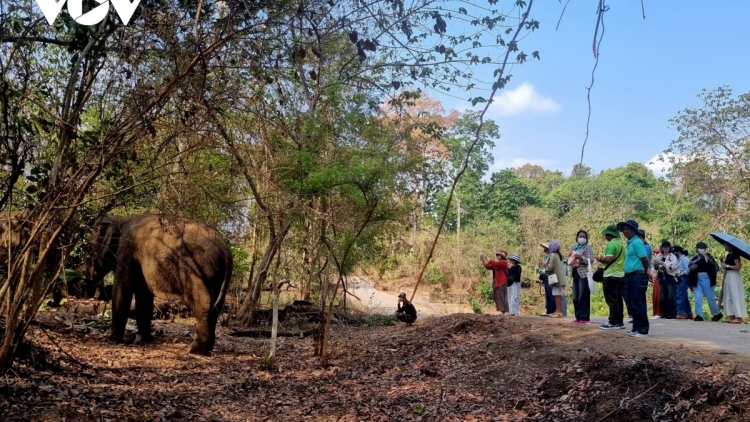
[{"x1": 580, "y1": 316, "x2": 750, "y2": 355}]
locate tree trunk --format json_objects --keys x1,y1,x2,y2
[
  {"x1": 236, "y1": 216, "x2": 293, "y2": 324},
  {"x1": 268, "y1": 254, "x2": 281, "y2": 361}
]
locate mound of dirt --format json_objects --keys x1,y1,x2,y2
[{"x1": 2, "y1": 311, "x2": 750, "y2": 421}]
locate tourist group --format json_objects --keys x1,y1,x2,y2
[{"x1": 478, "y1": 219, "x2": 749, "y2": 338}]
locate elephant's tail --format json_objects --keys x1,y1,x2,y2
[{"x1": 213, "y1": 247, "x2": 233, "y2": 311}]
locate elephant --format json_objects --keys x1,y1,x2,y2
[
  {"x1": 0, "y1": 210, "x2": 31, "y2": 282},
  {"x1": 82, "y1": 214, "x2": 233, "y2": 355}
]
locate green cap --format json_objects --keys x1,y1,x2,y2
[{"x1": 602, "y1": 225, "x2": 620, "y2": 239}]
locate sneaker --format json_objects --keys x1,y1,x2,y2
[
  {"x1": 576, "y1": 320, "x2": 591, "y2": 324},
  {"x1": 650, "y1": 315, "x2": 662, "y2": 320},
  {"x1": 599, "y1": 323, "x2": 622, "y2": 330},
  {"x1": 549, "y1": 313, "x2": 562, "y2": 318},
  {"x1": 571, "y1": 319, "x2": 581, "y2": 323},
  {"x1": 694, "y1": 315, "x2": 704, "y2": 321},
  {"x1": 629, "y1": 331, "x2": 650, "y2": 338},
  {"x1": 711, "y1": 313, "x2": 724, "y2": 322},
  {"x1": 628, "y1": 319, "x2": 633, "y2": 323}
]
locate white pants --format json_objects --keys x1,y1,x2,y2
[{"x1": 507, "y1": 282, "x2": 521, "y2": 315}]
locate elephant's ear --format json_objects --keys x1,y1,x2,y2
[
  {"x1": 91, "y1": 216, "x2": 116, "y2": 264},
  {"x1": 1, "y1": 210, "x2": 31, "y2": 248}
]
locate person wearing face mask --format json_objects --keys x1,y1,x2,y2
[
  {"x1": 568, "y1": 229, "x2": 594, "y2": 324},
  {"x1": 688, "y1": 241, "x2": 723, "y2": 322},
  {"x1": 653, "y1": 240, "x2": 679, "y2": 320}
]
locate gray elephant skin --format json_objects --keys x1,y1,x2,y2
[{"x1": 85, "y1": 214, "x2": 233, "y2": 355}]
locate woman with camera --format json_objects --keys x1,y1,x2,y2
[{"x1": 653, "y1": 240, "x2": 679, "y2": 320}]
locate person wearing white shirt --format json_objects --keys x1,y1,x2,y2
[{"x1": 653, "y1": 240, "x2": 679, "y2": 319}]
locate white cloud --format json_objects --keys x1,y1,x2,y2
[
  {"x1": 487, "y1": 82, "x2": 561, "y2": 117},
  {"x1": 646, "y1": 152, "x2": 691, "y2": 178}
]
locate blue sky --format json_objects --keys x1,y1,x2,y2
[{"x1": 435, "y1": 0, "x2": 750, "y2": 177}]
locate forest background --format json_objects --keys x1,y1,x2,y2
[{"x1": 1, "y1": 0, "x2": 750, "y2": 373}]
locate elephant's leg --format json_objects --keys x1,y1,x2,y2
[
  {"x1": 189, "y1": 293, "x2": 214, "y2": 355},
  {"x1": 134, "y1": 288, "x2": 155, "y2": 342},
  {"x1": 109, "y1": 280, "x2": 133, "y2": 343}
]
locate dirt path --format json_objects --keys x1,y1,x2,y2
[{"x1": 346, "y1": 275, "x2": 474, "y2": 316}]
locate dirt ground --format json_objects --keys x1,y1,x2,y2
[{"x1": 3, "y1": 307, "x2": 750, "y2": 421}]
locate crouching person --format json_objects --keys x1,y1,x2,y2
[{"x1": 395, "y1": 292, "x2": 417, "y2": 325}]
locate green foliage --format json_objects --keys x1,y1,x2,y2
[
  {"x1": 664, "y1": 86, "x2": 750, "y2": 233},
  {"x1": 469, "y1": 298, "x2": 483, "y2": 314},
  {"x1": 230, "y1": 246, "x2": 251, "y2": 280},
  {"x1": 477, "y1": 280, "x2": 494, "y2": 305},
  {"x1": 425, "y1": 264, "x2": 447, "y2": 286},
  {"x1": 362, "y1": 315, "x2": 396, "y2": 328}
]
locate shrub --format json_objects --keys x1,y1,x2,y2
[
  {"x1": 362, "y1": 315, "x2": 396, "y2": 327},
  {"x1": 425, "y1": 263, "x2": 446, "y2": 286},
  {"x1": 477, "y1": 280, "x2": 494, "y2": 305},
  {"x1": 469, "y1": 298, "x2": 483, "y2": 314}
]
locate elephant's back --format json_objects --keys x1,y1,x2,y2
[{"x1": 119, "y1": 215, "x2": 232, "y2": 285}]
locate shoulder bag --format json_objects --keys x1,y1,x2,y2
[{"x1": 593, "y1": 246, "x2": 622, "y2": 282}]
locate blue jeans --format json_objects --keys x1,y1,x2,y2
[
  {"x1": 676, "y1": 275, "x2": 692, "y2": 316},
  {"x1": 625, "y1": 271, "x2": 649, "y2": 334},
  {"x1": 572, "y1": 271, "x2": 590, "y2": 320},
  {"x1": 694, "y1": 273, "x2": 720, "y2": 318}
]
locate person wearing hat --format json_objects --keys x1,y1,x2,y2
[
  {"x1": 395, "y1": 292, "x2": 417, "y2": 324},
  {"x1": 544, "y1": 240, "x2": 567, "y2": 318},
  {"x1": 480, "y1": 249, "x2": 510, "y2": 314},
  {"x1": 536, "y1": 243, "x2": 556, "y2": 316},
  {"x1": 596, "y1": 225, "x2": 626, "y2": 330},
  {"x1": 688, "y1": 241, "x2": 723, "y2": 322},
  {"x1": 507, "y1": 254, "x2": 523, "y2": 316},
  {"x1": 617, "y1": 219, "x2": 650, "y2": 337},
  {"x1": 673, "y1": 246, "x2": 694, "y2": 319},
  {"x1": 653, "y1": 240, "x2": 679, "y2": 319}
]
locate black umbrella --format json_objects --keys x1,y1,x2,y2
[{"x1": 710, "y1": 232, "x2": 750, "y2": 261}]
